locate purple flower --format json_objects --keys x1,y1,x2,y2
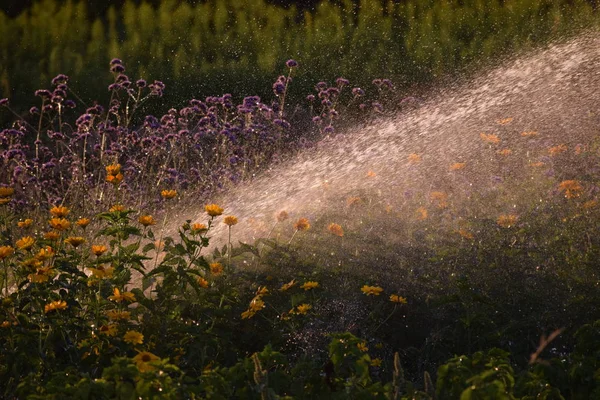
[
  {"x1": 326, "y1": 87, "x2": 340, "y2": 97},
  {"x1": 273, "y1": 81, "x2": 286, "y2": 95},
  {"x1": 136, "y1": 79, "x2": 147, "y2": 88},
  {"x1": 35, "y1": 89, "x2": 52, "y2": 98},
  {"x1": 352, "y1": 87, "x2": 365, "y2": 97},
  {"x1": 323, "y1": 125, "x2": 334, "y2": 134},
  {"x1": 312, "y1": 116, "x2": 321, "y2": 123},
  {"x1": 51, "y1": 74, "x2": 69, "y2": 86},
  {"x1": 336, "y1": 77, "x2": 349, "y2": 87},
  {"x1": 372, "y1": 102, "x2": 384, "y2": 112},
  {"x1": 382, "y1": 79, "x2": 393, "y2": 89},
  {"x1": 29, "y1": 107, "x2": 39, "y2": 114},
  {"x1": 110, "y1": 64, "x2": 125, "y2": 73},
  {"x1": 110, "y1": 58, "x2": 123, "y2": 65},
  {"x1": 43, "y1": 104, "x2": 53, "y2": 112},
  {"x1": 108, "y1": 83, "x2": 121, "y2": 91},
  {"x1": 372, "y1": 79, "x2": 382, "y2": 86},
  {"x1": 286, "y1": 59, "x2": 298, "y2": 68},
  {"x1": 0, "y1": 98, "x2": 8, "y2": 106},
  {"x1": 273, "y1": 119, "x2": 290, "y2": 129},
  {"x1": 64, "y1": 100, "x2": 76, "y2": 108},
  {"x1": 316, "y1": 82, "x2": 327, "y2": 91},
  {"x1": 306, "y1": 94, "x2": 315, "y2": 102}
]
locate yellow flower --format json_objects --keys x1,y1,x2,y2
[
  {"x1": 497, "y1": 214, "x2": 518, "y2": 228},
  {"x1": 361, "y1": 285, "x2": 384, "y2": 296},
  {"x1": 16, "y1": 236, "x2": 35, "y2": 250},
  {"x1": 197, "y1": 277, "x2": 209, "y2": 288},
  {"x1": 249, "y1": 297, "x2": 265, "y2": 312},
  {"x1": 50, "y1": 206, "x2": 70, "y2": 218},
  {"x1": 64, "y1": 236, "x2": 86, "y2": 248},
  {"x1": 497, "y1": 149, "x2": 512, "y2": 156},
  {"x1": 28, "y1": 267, "x2": 55, "y2": 283},
  {"x1": 390, "y1": 294, "x2": 408, "y2": 304},
  {"x1": 223, "y1": 216, "x2": 238, "y2": 226},
  {"x1": 105, "y1": 164, "x2": 121, "y2": 176},
  {"x1": 76, "y1": 218, "x2": 91, "y2": 228},
  {"x1": 17, "y1": 219, "x2": 33, "y2": 228},
  {"x1": 0, "y1": 198, "x2": 11, "y2": 205},
  {"x1": 191, "y1": 223, "x2": 207, "y2": 234},
  {"x1": 408, "y1": 153, "x2": 422, "y2": 164},
  {"x1": 49, "y1": 218, "x2": 71, "y2": 231},
  {"x1": 123, "y1": 330, "x2": 144, "y2": 345},
  {"x1": 210, "y1": 262, "x2": 224, "y2": 276},
  {"x1": 109, "y1": 204, "x2": 126, "y2": 212},
  {"x1": 44, "y1": 300, "x2": 67, "y2": 313},
  {"x1": 0, "y1": 187, "x2": 15, "y2": 198},
  {"x1": 294, "y1": 218, "x2": 310, "y2": 231},
  {"x1": 296, "y1": 304, "x2": 312, "y2": 315},
  {"x1": 99, "y1": 324, "x2": 118, "y2": 336},
  {"x1": 549, "y1": 144, "x2": 568, "y2": 156},
  {"x1": 357, "y1": 342, "x2": 368, "y2": 352},
  {"x1": 205, "y1": 203, "x2": 224, "y2": 217},
  {"x1": 161, "y1": 189, "x2": 177, "y2": 199},
  {"x1": 241, "y1": 309, "x2": 257, "y2": 319},
  {"x1": 255, "y1": 286, "x2": 269, "y2": 296},
  {"x1": 416, "y1": 206, "x2": 428, "y2": 220},
  {"x1": 558, "y1": 180, "x2": 583, "y2": 199},
  {"x1": 371, "y1": 358, "x2": 383, "y2": 367},
  {"x1": 108, "y1": 287, "x2": 136, "y2": 303},
  {"x1": 1, "y1": 321, "x2": 11, "y2": 328},
  {"x1": 91, "y1": 245, "x2": 108, "y2": 256},
  {"x1": 328, "y1": 223, "x2": 344, "y2": 237},
  {"x1": 44, "y1": 231, "x2": 61, "y2": 240},
  {"x1": 106, "y1": 310, "x2": 131, "y2": 321},
  {"x1": 277, "y1": 211, "x2": 289, "y2": 222},
  {"x1": 138, "y1": 215, "x2": 156, "y2": 226},
  {"x1": 106, "y1": 173, "x2": 123, "y2": 185},
  {"x1": 279, "y1": 279, "x2": 296, "y2": 291},
  {"x1": 521, "y1": 131, "x2": 539, "y2": 137},
  {"x1": 480, "y1": 133, "x2": 500, "y2": 144},
  {"x1": 300, "y1": 281, "x2": 319, "y2": 291},
  {"x1": 89, "y1": 265, "x2": 114, "y2": 279},
  {"x1": 0, "y1": 246, "x2": 14, "y2": 260},
  {"x1": 133, "y1": 351, "x2": 160, "y2": 372},
  {"x1": 450, "y1": 162, "x2": 466, "y2": 171}
]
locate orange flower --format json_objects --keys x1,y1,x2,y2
[
  {"x1": 279, "y1": 279, "x2": 296, "y2": 291},
  {"x1": 367, "y1": 170, "x2": 377, "y2": 177},
  {"x1": 44, "y1": 300, "x2": 67, "y2": 313},
  {"x1": 76, "y1": 218, "x2": 91, "y2": 228},
  {"x1": 191, "y1": 223, "x2": 207, "y2": 234},
  {"x1": 223, "y1": 216, "x2": 238, "y2": 226},
  {"x1": 161, "y1": 189, "x2": 177, "y2": 199},
  {"x1": 0, "y1": 187, "x2": 15, "y2": 198},
  {"x1": 549, "y1": 144, "x2": 568, "y2": 156},
  {"x1": 17, "y1": 219, "x2": 33, "y2": 228},
  {"x1": 300, "y1": 281, "x2": 319, "y2": 291},
  {"x1": 106, "y1": 173, "x2": 123, "y2": 185},
  {"x1": 109, "y1": 204, "x2": 126, "y2": 212},
  {"x1": 205, "y1": 204, "x2": 224, "y2": 217},
  {"x1": 497, "y1": 214, "x2": 518, "y2": 228},
  {"x1": 44, "y1": 231, "x2": 61, "y2": 240},
  {"x1": 480, "y1": 133, "x2": 500, "y2": 144},
  {"x1": 197, "y1": 277, "x2": 209, "y2": 288},
  {"x1": 209, "y1": 262, "x2": 224, "y2": 276},
  {"x1": 296, "y1": 304, "x2": 312, "y2": 315},
  {"x1": 357, "y1": 342, "x2": 368, "y2": 352},
  {"x1": 408, "y1": 153, "x2": 422, "y2": 164},
  {"x1": 49, "y1": 218, "x2": 71, "y2": 231},
  {"x1": 450, "y1": 162, "x2": 466, "y2": 171},
  {"x1": 390, "y1": 294, "x2": 407, "y2": 304},
  {"x1": 0, "y1": 246, "x2": 14, "y2": 259},
  {"x1": 361, "y1": 285, "x2": 384, "y2": 296},
  {"x1": 558, "y1": 180, "x2": 583, "y2": 199},
  {"x1": 327, "y1": 223, "x2": 344, "y2": 237},
  {"x1": 35, "y1": 246, "x2": 55, "y2": 260},
  {"x1": 89, "y1": 265, "x2": 114, "y2": 279},
  {"x1": 294, "y1": 218, "x2": 310, "y2": 231},
  {"x1": 50, "y1": 206, "x2": 70, "y2": 218},
  {"x1": 91, "y1": 245, "x2": 108, "y2": 256},
  {"x1": 138, "y1": 215, "x2": 156, "y2": 226},
  {"x1": 105, "y1": 164, "x2": 121, "y2": 176},
  {"x1": 16, "y1": 236, "x2": 35, "y2": 250},
  {"x1": 64, "y1": 236, "x2": 86, "y2": 248},
  {"x1": 496, "y1": 117, "x2": 513, "y2": 125},
  {"x1": 108, "y1": 287, "x2": 136, "y2": 303}
]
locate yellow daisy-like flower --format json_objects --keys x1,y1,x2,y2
[
  {"x1": 123, "y1": 330, "x2": 144, "y2": 345},
  {"x1": 161, "y1": 189, "x2": 177, "y2": 199},
  {"x1": 241, "y1": 309, "x2": 257, "y2": 319},
  {"x1": 300, "y1": 281, "x2": 319, "y2": 291},
  {"x1": 49, "y1": 218, "x2": 71, "y2": 231},
  {"x1": 328, "y1": 223, "x2": 344, "y2": 237},
  {"x1": 294, "y1": 218, "x2": 310, "y2": 231},
  {"x1": 210, "y1": 262, "x2": 224, "y2": 276},
  {"x1": 416, "y1": 206, "x2": 428, "y2": 221},
  {"x1": 361, "y1": 285, "x2": 384, "y2": 296},
  {"x1": 408, "y1": 153, "x2": 422, "y2": 164},
  {"x1": 76, "y1": 218, "x2": 91, "y2": 228},
  {"x1": 249, "y1": 297, "x2": 265, "y2": 312},
  {"x1": 138, "y1": 215, "x2": 156, "y2": 226},
  {"x1": 357, "y1": 342, "x2": 368, "y2": 352},
  {"x1": 0, "y1": 246, "x2": 14, "y2": 260},
  {"x1": 0, "y1": 187, "x2": 15, "y2": 198},
  {"x1": 197, "y1": 277, "x2": 209, "y2": 288},
  {"x1": 50, "y1": 206, "x2": 70, "y2": 218},
  {"x1": 64, "y1": 236, "x2": 86, "y2": 248},
  {"x1": 108, "y1": 287, "x2": 136, "y2": 303},
  {"x1": 106, "y1": 310, "x2": 131, "y2": 321},
  {"x1": 17, "y1": 219, "x2": 33, "y2": 228},
  {"x1": 558, "y1": 180, "x2": 583, "y2": 199},
  {"x1": 29, "y1": 267, "x2": 55, "y2": 283},
  {"x1": 99, "y1": 324, "x2": 118, "y2": 337},
  {"x1": 480, "y1": 133, "x2": 500, "y2": 144},
  {"x1": 277, "y1": 211, "x2": 289, "y2": 222},
  {"x1": 371, "y1": 358, "x2": 382, "y2": 367},
  {"x1": 44, "y1": 300, "x2": 67, "y2": 313},
  {"x1": 44, "y1": 231, "x2": 61, "y2": 240},
  {"x1": 191, "y1": 223, "x2": 207, "y2": 234},
  {"x1": 296, "y1": 304, "x2": 312, "y2": 315},
  {"x1": 91, "y1": 245, "x2": 108, "y2": 256},
  {"x1": 223, "y1": 216, "x2": 238, "y2": 226},
  {"x1": 133, "y1": 351, "x2": 160, "y2": 372},
  {"x1": 497, "y1": 214, "x2": 518, "y2": 228},
  {"x1": 105, "y1": 164, "x2": 121, "y2": 176},
  {"x1": 16, "y1": 236, "x2": 35, "y2": 250},
  {"x1": 449, "y1": 162, "x2": 466, "y2": 171},
  {"x1": 109, "y1": 204, "x2": 126, "y2": 212},
  {"x1": 89, "y1": 265, "x2": 114, "y2": 279},
  {"x1": 205, "y1": 204, "x2": 224, "y2": 217},
  {"x1": 279, "y1": 279, "x2": 296, "y2": 291},
  {"x1": 390, "y1": 294, "x2": 408, "y2": 304}
]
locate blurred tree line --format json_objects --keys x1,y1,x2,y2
[{"x1": 1, "y1": 0, "x2": 599, "y2": 118}]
